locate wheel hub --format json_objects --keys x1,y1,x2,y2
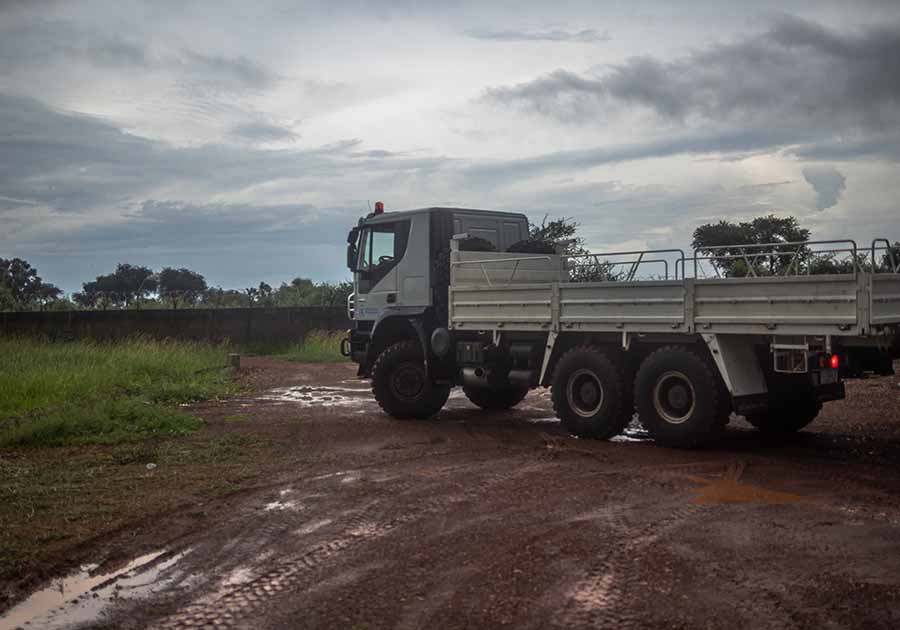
[
  {"x1": 567, "y1": 368, "x2": 604, "y2": 418},
  {"x1": 667, "y1": 384, "x2": 690, "y2": 410},
  {"x1": 391, "y1": 362, "x2": 425, "y2": 400},
  {"x1": 653, "y1": 371, "x2": 696, "y2": 425}
]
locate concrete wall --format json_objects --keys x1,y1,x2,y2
[{"x1": 0, "y1": 307, "x2": 351, "y2": 344}]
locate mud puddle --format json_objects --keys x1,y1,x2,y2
[
  {"x1": 611, "y1": 421, "x2": 653, "y2": 443},
  {"x1": 525, "y1": 416, "x2": 653, "y2": 443},
  {"x1": 0, "y1": 549, "x2": 190, "y2": 630},
  {"x1": 259, "y1": 385, "x2": 373, "y2": 407}
]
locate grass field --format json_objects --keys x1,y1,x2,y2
[
  {"x1": 250, "y1": 329, "x2": 346, "y2": 363},
  {"x1": 0, "y1": 337, "x2": 238, "y2": 448}
]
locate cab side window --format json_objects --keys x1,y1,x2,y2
[{"x1": 356, "y1": 220, "x2": 410, "y2": 293}]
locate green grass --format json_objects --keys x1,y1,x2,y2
[
  {"x1": 0, "y1": 337, "x2": 238, "y2": 448},
  {"x1": 268, "y1": 329, "x2": 347, "y2": 363}
]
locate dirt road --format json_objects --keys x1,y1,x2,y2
[{"x1": 5, "y1": 359, "x2": 900, "y2": 630}]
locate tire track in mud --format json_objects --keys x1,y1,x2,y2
[
  {"x1": 554, "y1": 495, "x2": 709, "y2": 629},
  {"x1": 554, "y1": 457, "x2": 812, "y2": 629},
  {"x1": 152, "y1": 456, "x2": 545, "y2": 629}
]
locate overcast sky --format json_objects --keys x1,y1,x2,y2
[{"x1": 2, "y1": 0, "x2": 899, "y2": 293}]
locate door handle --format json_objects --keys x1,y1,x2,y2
[{"x1": 386, "y1": 293, "x2": 396, "y2": 303}]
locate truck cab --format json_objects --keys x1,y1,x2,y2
[{"x1": 344, "y1": 205, "x2": 529, "y2": 376}]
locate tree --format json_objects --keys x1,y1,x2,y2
[
  {"x1": 201, "y1": 287, "x2": 246, "y2": 308},
  {"x1": 528, "y1": 215, "x2": 587, "y2": 256},
  {"x1": 79, "y1": 263, "x2": 157, "y2": 309},
  {"x1": 271, "y1": 278, "x2": 317, "y2": 306},
  {"x1": 0, "y1": 283, "x2": 16, "y2": 311},
  {"x1": 34, "y1": 284, "x2": 63, "y2": 311},
  {"x1": 268, "y1": 278, "x2": 352, "y2": 307},
  {"x1": 0, "y1": 257, "x2": 63, "y2": 310},
  {"x1": 319, "y1": 281, "x2": 353, "y2": 307},
  {"x1": 880, "y1": 241, "x2": 900, "y2": 273},
  {"x1": 244, "y1": 286, "x2": 259, "y2": 307},
  {"x1": 158, "y1": 267, "x2": 207, "y2": 309},
  {"x1": 527, "y1": 215, "x2": 618, "y2": 281},
  {"x1": 111, "y1": 264, "x2": 157, "y2": 307},
  {"x1": 257, "y1": 282, "x2": 274, "y2": 307},
  {"x1": 692, "y1": 215, "x2": 811, "y2": 277},
  {"x1": 78, "y1": 278, "x2": 121, "y2": 309}
]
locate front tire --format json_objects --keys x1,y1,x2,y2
[
  {"x1": 463, "y1": 385, "x2": 529, "y2": 410},
  {"x1": 551, "y1": 346, "x2": 631, "y2": 440},
  {"x1": 372, "y1": 340, "x2": 450, "y2": 419},
  {"x1": 634, "y1": 346, "x2": 723, "y2": 448}
]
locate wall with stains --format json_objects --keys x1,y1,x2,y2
[{"x1": 0, "y1": 307, "x2": 350, "y2": 344}]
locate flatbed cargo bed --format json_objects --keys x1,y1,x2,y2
[{"x1": 449, "y1": 245, "x2": 900, "y2": 339}]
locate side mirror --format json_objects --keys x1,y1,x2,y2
[{"x1": 346, "y1": 228, "x2": 360, "y2": 271}]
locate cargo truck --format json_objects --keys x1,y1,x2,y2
[{"x1": 341, "y1": 204, "x2": 899, "y2": 448}]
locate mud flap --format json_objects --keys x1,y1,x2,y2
[{"x1": 701, "y1": 334, "x2": 767, "y2": 397}]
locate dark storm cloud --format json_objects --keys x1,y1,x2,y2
[
  {"x1": 484, "y1": 16, "x2": 900, "y2": 137},
  {"x1": 788, "y1": 134, "x2": 900, "y2": 161},
  {"x1": 467, "y1": 28, "x2": 610, "y2": 43},
  {"x1": 0, "y1": 93, "x2": 357, "y2": 214},
  {"x1": 0, "y1": 20, "x2": 279, "y2": 91},
  {"x1": 802, "y1": 165, "x2": 846, "y2": 210},
  {"x1": 70, "y1": 200, "x2": 344, "y2": 251},
  {"x1": 0, "y1": 92, "x2": 453, "y2": 224},
  {"x1": 463, "y1": 127, "x2": 804, "y2": 184}
]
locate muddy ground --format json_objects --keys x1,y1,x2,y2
[{"x1": 3, "y1": 358, "x2": 900, "y2": 630}]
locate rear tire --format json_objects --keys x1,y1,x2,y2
[
  {"x1": 507, "y1": 239, "x2": 557, "y2": 254},
  {"x1": 634, "y1": 346, "x2": 723, "y2": 448},
  {"x1": 463, "y1": 385, "x2": 529, "y2": 410},
  {"x1": 372, "y1": 340, "x2": 450, "y2": 419},
  {"x1": 745, "y1": 386, "x2": 821, "y2": 435},
  {"x1": 551, "y1": 346, "x2": 631, "y2": 440}
]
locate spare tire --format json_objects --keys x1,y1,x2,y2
[
  {"x1": 432, "y1": 237, "x2": 497, "y2": 325},
  {"x1": 507, "y1": 239, "x2": 557, "y2": 254},
  {"x1": 432, "y1": 249, "x2": 451, "y2": 325},
  {"x1": 458, "y1": 236, "x2": 497, "y2": 252}
]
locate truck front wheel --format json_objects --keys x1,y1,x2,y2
[
  {"x1": 551, "y1": 347, "x2": 631, "y2": 440},
  {"x1": 463, "y1": 385, "x2": 529, "y2": 411},
  {"x1": 634, "y1": 346, "x2": 723, "y2": 448},
  {"x1": 372, "y1": 340, "x2": 450, "y2": 419}
]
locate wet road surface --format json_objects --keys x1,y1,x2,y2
[{"x1": 4, "y1": 360, "x2": 900, "y2": 630}]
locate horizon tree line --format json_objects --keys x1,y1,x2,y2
[{"x1": 0, "y1": 260, "x2": 352, "y2": 312}]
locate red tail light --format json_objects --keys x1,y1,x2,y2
[{"x1": 830, "y1": 354, "x2": 840, "y2": 369}]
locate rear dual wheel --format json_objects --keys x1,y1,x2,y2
[
  {"x1": 634, "y1": 346, "x2": 725, "y2": 449},
  {"x1": 745, "y1": 379, "x2": 821, "y2": 435},
  {"x1": 551, "y1": 347, "x2": 632, "y2": 440}
]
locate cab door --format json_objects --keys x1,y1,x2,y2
[{"x1": 355, "y1": 220, "x2": 410, "y2": 321}]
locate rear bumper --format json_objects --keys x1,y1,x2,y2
[
  {"x1": 813, "y1": 380, "x2": 845, "y2": 404},
  {"x1": 732, "y1": 380, "x2": 845, "y2": 416}
]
